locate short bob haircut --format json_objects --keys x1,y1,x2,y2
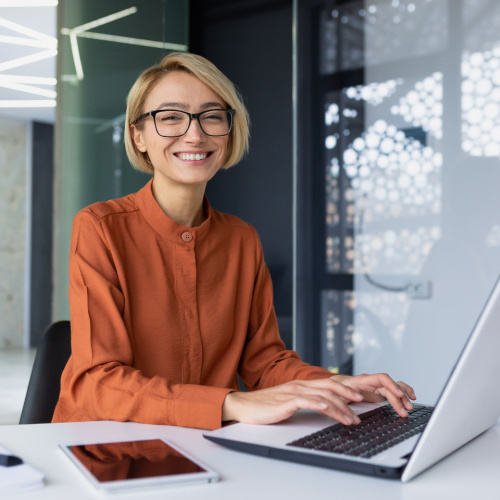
[{"x1": 125, "y1": 52, "x2": 250, "y2": 174}]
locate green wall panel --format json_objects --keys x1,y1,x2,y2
[{"x1": 53, "y1": 0, "x2": 189, "y2": 319}]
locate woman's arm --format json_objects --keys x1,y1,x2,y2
[{"x1": 226, "y1": 226, "x2": 416, "y2": 426}]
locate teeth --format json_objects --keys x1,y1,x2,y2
[{"x1": 178, "y1": 153, "x2": 208, "y2": 161}]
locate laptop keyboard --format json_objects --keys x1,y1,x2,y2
[{"x1": 287, "y1": 404, "x2": 434, "y2": 459}]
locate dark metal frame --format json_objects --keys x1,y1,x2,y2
[{"x1": 133, "y1": 108, "x2": 235, "y2": 137}]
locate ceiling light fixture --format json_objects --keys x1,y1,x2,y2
[
  {"x1": 71, "y1": 6, "x2": 137, "y2": 34},
  {"x1": 0, "y1": 3, "x2": 57, "y2": 119},
  {"x1": 0, "y1": 1, "x2": 57, "y2": 6},
  {"x1": 0, "y1": 99, "x2": 56, "y2": 107},
  {"x1": 0, "y1": 17, "x2": 57, "y2": 44},
  {"x1": 0, "y1": 81, "x2": 56, "y2": 98},
  {"x1": 0, "y1": 75, "x2": 56, "y2": 85},
  {"x1": 62, "y1": 7, "x2": 137, "y2": 81},
  {"x1": 70, "y1": 31, "x2": 188, "y2": 51},
  {"x1": 0, "y1": 49, "x2": 57, "y2": 72},
  {"x1": 68, "y1": 32, "x2": 83, "y2": 80},
  {"x1": 0, "y1": 34, "x2": 56, "y2": 48}
]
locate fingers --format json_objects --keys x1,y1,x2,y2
[
  {"x1": 286, "y1": 394, "x2": 361, "y2": 426},
  {"x1": 337, "y1": 373, "x2": 417, "y2": 418},
  {"x1": 397, "y1": 381, "x2": 417, "y2": 400},
  {"x1": 372, "y1": 375, "x2": 416, "y2": 417},
  {"x1": 373, "y1": 375, "x2": 416, "y2": 416},
  {"x1": 282, "y1": 380, "x2": 363, "y2": 425},
  {"x1": 381, "y1": 387, "x2": 412, "y2": 417},
  {"x1": 371, "y1": 373, "x2": 409, "y2": 400},
  {"x1": 290, "y1": 377, "x2": 365, "y2": 404}
]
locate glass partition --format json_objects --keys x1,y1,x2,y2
[
  {"x1": 53, "y1": 0, "x2": 189, "y2": 319},
  {"x1": 295, "y1": 0, "x2": 500, "y2": 402}
]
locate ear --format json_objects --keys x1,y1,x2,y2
[{"x1": 130, "y1": 124, "x2": 147, "y2": 153}]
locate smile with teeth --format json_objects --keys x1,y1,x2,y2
[{"x1": 177, "y1": 152, "x2": 209, "y2": 161}]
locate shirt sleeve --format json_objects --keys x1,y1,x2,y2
[
  {"x1": 237, "y1": 226, "x2": 333, "y2": 391},
  {"x1": 64, "y1": 210, "x2": 233, "y2": 430}
]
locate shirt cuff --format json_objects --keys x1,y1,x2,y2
[{"x1": 174, "y1": 385, "x2": 235, "y2": 430}]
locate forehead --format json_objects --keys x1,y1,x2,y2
[{"x1": 145, "y1": 70, "x2": 225, "y2": 109}]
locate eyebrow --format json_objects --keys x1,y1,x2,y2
[{"x1": 156, "y1": 101, "x2": 225, "y2": 111}]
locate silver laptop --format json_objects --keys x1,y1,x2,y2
[{"x1": 204, "y1": 276, "x2": 500, "y2": 482}]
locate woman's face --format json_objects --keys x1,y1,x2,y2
[{"x1": 131, "y1": 71, "x2": 229, "y2": 190}]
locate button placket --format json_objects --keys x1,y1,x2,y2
[{"x1": 175, "y1": 230, "x2": 202, "y2": 384}]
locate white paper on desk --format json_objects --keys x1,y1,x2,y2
[{"x1": 0, "y1": 445, "x2": 45, "y2": 493}]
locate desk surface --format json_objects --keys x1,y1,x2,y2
[{"x1": 1, "y1": 418, "x2": 499, "y2": 500}]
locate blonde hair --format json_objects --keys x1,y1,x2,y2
[{"x1": 125, "y1": 52, "x2": 250, "y2": 173}]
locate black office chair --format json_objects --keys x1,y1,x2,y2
[{"x1": 19, "y1": 320, "x2": 71, "y2": 424}]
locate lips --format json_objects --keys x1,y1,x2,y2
[{"x1": 176, "y1": 152, "x2": 212, "y2": 161}]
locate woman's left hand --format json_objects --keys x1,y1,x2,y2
[{"x1": 334, "y1": 373, "x2": 416, "y2": 418}]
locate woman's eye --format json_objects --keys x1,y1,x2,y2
[
  {"x1": 160, "y1": 113, "x2": 182, "y2": 122},
  {"x1": 203, "y1": 113, "x2": 223, "y2": 122}
]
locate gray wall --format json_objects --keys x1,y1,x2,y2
[
  {"x1": 191, "y1": 0, "x2": 294, "y2": 347},
  {"x1": 0, "y1": 117, "x2": 28, "y2": 348}
]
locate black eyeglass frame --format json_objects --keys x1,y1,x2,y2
[{"x1": 133, "y1": 108, "x2": 236, "y2": 137}]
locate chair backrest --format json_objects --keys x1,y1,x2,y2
[{"x1": 19, "y1": 320, "x2": 71, "y2": 424}]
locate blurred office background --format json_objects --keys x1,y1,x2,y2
[{"x1": 1, "y1": 0, "x2": 500, "y2": 423}]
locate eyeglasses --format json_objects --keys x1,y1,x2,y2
[{"x1": 133, "y1": 108, "x2": 235, "y2": 137}]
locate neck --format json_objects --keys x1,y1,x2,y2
[{"x1": 151, "y1": 177, "x2": 207, "y2": 227}]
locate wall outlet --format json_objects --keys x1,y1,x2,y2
[{"x1": 406, "y1": 281, "x2": 432, "y2": 299}]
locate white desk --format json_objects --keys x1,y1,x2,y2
[{"x1": 1, "y1": 418, "x2": 499, "y2": 500}]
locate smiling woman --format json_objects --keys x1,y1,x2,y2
[
  {"x1": 124, "y1": 52, "x2": 249, "y2": 175},
  {"x1": 52, "y1": 52, "x2": 415, "y2": 430},
  {"x1": 128, "y1": 70, "x2": 232, "y2": 218}
]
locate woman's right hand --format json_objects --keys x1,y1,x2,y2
[
  {"x1": 221, "y1": 373, "x2": 415, "y2": 426},
  {"x1": 221, "y1": 377, "x2": 365, "y2": 426}
]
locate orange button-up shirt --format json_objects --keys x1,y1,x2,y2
[{"x1": 53, "y1": 180, "x2": 331, "y2": 429}]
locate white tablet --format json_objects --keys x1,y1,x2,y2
[{"x1": 59, "y1": 438, "x2": 219, "y2": 492}]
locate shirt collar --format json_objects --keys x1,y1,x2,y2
[{"x1": 135, "y1": 178, "x2": 212, "y2": 246}]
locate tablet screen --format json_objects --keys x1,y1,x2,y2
[{"x1": 61, "y1": 438, "x2": 219, "y2": 490}]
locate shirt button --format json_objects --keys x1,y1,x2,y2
[{"x1": 181, "y1": 231, "x2": 193, "y2": 242}]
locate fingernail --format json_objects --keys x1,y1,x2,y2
[
  {"x1": 344, "y1": 415, "x2": 353, "y2": 424},
  {"x1": 354, "y1": 415, "x2": 361, "y2": 424},
  {"x1": 401, "y1": 409, "x2": 408, "y2": 417},
  {"x1": 355, "y1": 392, "x2": 363, "y2": 399},
  {"x1": 319, "y1": 402, "x2": 328, "y2": 409}
]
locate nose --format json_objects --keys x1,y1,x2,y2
[{"x1": 183, "y1": 116, "x2": 205, "y2": 142}]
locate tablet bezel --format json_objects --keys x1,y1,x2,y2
[{"x1": 59, "y1": 438, "x2": 220, "y2": 492}]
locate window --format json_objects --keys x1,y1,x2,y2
[{"x1": 295, "y1": 0, "x2": 500, "y2": 402}]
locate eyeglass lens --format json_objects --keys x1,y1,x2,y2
[{"x1": 154, "y1": 109, "x2": 232, "y2": 137}]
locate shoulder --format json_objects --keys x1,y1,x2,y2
[
  {"x1": 209, "y1": 208, "x2": 264, "y2": 262},
  {"x1": 71, "y1": 192, "x2": 141, "y2": 250},
  {"x1": 76, "y1": 192, "x2": 138, "y2": 222},
  {"x1": 210, "y1": 208, "x2": 260, "y2": 240}
]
